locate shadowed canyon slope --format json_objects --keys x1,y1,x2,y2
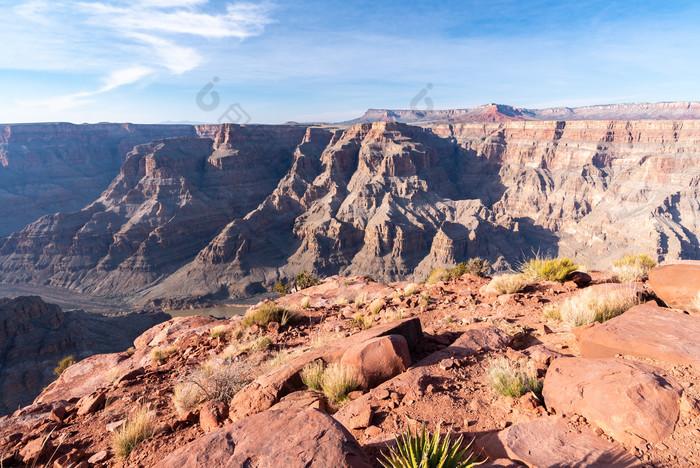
[{"x1": 0, "y1": 117, "x2": 699, "y2": 303}]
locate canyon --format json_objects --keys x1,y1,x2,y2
[{"x1": 0, "y1": 103, "x2": 698, "y2": 307}]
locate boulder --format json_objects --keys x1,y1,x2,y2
[
  {"x1": 154, "y1": 407, "x2": 372, "y2": 468},
  {"x1": 649, "y1": 261, "x2": 700, "y2": 315},
  {"x1": 76, "y1": 391, "x2": 105, "y2": 416},
  {"x1": 567, "y1": 271, "x2": 592, "y2": 287},
  {"x1": 492, "y1": 416, "x2": 641, "y2": 467},
  {"x1": 229, "y1": 318, "x2": 421, "y2": 421},
  {"x1": 270, "y1": 390, "x2": 327, "y2": 413},
  {"x1": 543, "y1": 357, "x2": 681, "y2": 446},
  {"x1": 200, "y1": 401, "x2": 229, "y2": 433},
  {"x1": 340, "y1": 334, "x2": 411, "y2": 390},
  {"x1": 578, "y1": 302, "x2": 700, "y2": 368}
]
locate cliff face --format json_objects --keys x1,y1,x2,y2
[
  {"x1": 0, "y1": 296, "x2": 167, "y2": 416},
  {"x1": 0, "y1": 120, "x2": 699, "y2": 302},
  {"x1": 0, "y1": 123, "x2": 218, "y2": 236}
]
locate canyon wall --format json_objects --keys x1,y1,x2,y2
[{"x1": 0, "y1": 119, "x2": 698, "y2": 304}]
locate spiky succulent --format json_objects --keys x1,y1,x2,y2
[{"x1": 380, "y1": 424, "x2": 482, "y2": 468}]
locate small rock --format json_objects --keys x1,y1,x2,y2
[
  {"x1": 371, "y1": 388, "x2": 390, "y2": 400},
  {"x1": 498, "y1": 294, "x2": 518, "y2": 306},
  {"x1": 53, "y1": 449, "x2": 83, "y2": 468},
  {"x1": 347, "y1": 390, "x2": 363, "y2": 400},
  {"x1": 364, "y1": 425, "x2": 382, "y2": 438},
  {"x1": 519, "y1": 393, "x2": 538, "y2": 411},
  {"x1": 106, "y1": 419, "x2": 126, "y2": 432},
  {"x1": 505, "y1": 349, "x2": 526, "y2": 361},
  {"x1": 439, "y1": 358, "x2": 454, "y2": 370},
  {"x1": 680, "y1": 394, "x2": 700, "y2": 418},
  {"x1": 347, "y1": 403, "x2": 373, "y2": 430},
  {"x1": 20, "y1": 437, "x2": 52, "y2": 464},
  {"x1": 88, "y1": 450, "x2": 108, "y2": 464},
  {"x1": 566, "y1": 271, "x2": 592, "y2": 287},
  {"x1": 115, "y1": 367, "x2": 144, "y2": 386},
  {"x1": 76, "y1": 392, "x2": 106, "y2": 416},
  {"x1": 267, "y1": 321, "x2": 280, "y2": 334},
  {"x1": 49, "y1": 405, "x2": 67, "y2": 422},
  {"x1": 538, "y1": 324, "x2": 553, "y2": 335},
  {"x1": 200, "y1": 401, "x2": 229, "y2": 433}
]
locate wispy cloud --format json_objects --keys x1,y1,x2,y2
[{"x1": 3, "y1": 0, "x2": 273, "y2": 107}]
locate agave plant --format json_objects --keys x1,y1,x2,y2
[{"x1": 380, "y1": 423, "x2": 482, "y2": 468}]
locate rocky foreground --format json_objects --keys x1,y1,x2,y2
[{"x1": 1, "y1": 262, "x2": 699, "y2": 467}]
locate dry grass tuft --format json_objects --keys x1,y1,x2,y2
[
  {"x1": 300, "y1": 296, "x2": 312, "y2": 309},
  {"x1": 172, "y1": 382, "x2": 207, "y2": 415},
  {"x1": 611, "y1": 253, "x2": 656, "y2": 282},
  {"x1": 488, "y1": 274, "x2": 527, "y2": 294},
  {"x1": 487, "y1": 357, "x2": 541, "y2": 398},
  {"x1": 53, "y1": 356, "x2": 75, "y2": 376},
  {"x1": 557, "y1": 286, "x2": 641, "y2": 327},
  {"x1": 403, "y1": 283, "x2": 420, "y2": 296},
  {"x1": 353, "y1": 313, "x2": 373, "y2": 329},
  {"x1": 369, "y1": 298, "x2": 386, "y2": 315},
  {"x1": 150, "y1": 346, "x2": 176, "y2": 365},
  {"x1": 300, "y1": 360, "x2": 325, "y2": 391},
  {"x1": 112, "y1": 407, "x2": 156, "y2": 458},
  {"x1": 321, "y1": 363, "x2": 360, "y2": 405},
  {"x1": 353, "y1": 292, "x2": 368, "y2": 308},
  {"x1": 209, "y1": 324, "x2": 228, "y2": 339},
  {"x1": 242, "y1": 302, "x2": 297, "y2": 328}
]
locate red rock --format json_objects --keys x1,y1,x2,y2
[
  {"x1": 76, "y1": 391, "x2": 105, "y2": 416},
  {"x1": 200, "y1": 401, "x2": 229, "y2": 433},
  {"x1": 649, "y1": 262, "x2": 700, "y2": 315},
  {"x1": 439, "y1": 358, "x2": 455, "y2": 370},
  {"x1": 154, "y1": 407, "x2": 372, "y2": 468},
  {"x1": 544, "y1": 357, "x2": 681, "y2": 446},
  {"x1": 567, "y1": 271, "x2": 592, "y2": 286},
  {"x1": 344, "y1": 403, "x2": 374, "y2": 430},
  {"x1": 87, "y1": 450, "x2": 108, "y2": 464},
  {"x1": 491, "y1": 416, "x2": 641, "y2": 467},
  {"x1": 364, "y1": 425, "x2": 382, "y2": 438},
  {"x1": 115, "y1": 366, "x2": 144, "y2": 386},
  {"x1": 497, "y1": 294, "x2": 518, "y2": 305},
  {"x1": 53, "y1": 449, "x2": 84, "y2": 468},
  {"x1": 49, "y1": 405, "x2": 67, "y2": 422},
  {"x1": 579, "y1": 302, "x2": 700, "y2": 368},
  {"x1": 106, "y1": 419, "x2": 126, "y2": 432},
  {"x1": 340, "y1": 334, "x2": 411, "y2": 390},
  {"x1": 271, "y1": 390, "x2": 327, "y2": 413},
  {"x1": 371, "y1": 388, "x2": 390, "y2": 400},
  {"x1": 267, "y1": 321, "x2": 280, "y2": 333},
  {"x1": 20, "y1": 437, "x2": 53, "y2": 464},
  {"x1": 347, "y1": 390, "x2": 363, "y2": 400}
]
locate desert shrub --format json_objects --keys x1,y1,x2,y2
[
  {"x1": 611, "y1": 253, "x2": 656, "y2": 282},
  {"x1": 301, "y1": 296, "x2": 311, "y2": 309},
  {"x1": 321, "y1": 363, "x2": 360, "y2": 405},
  {"x1": 542, "y1": 303, "x2": 561, "y2": 321},
  {"x1": 255, "y1": 336, "x2": 272, "y2": 351},
  {"x1": 353, "y1": 313, "x2": 373, "y2": 329},
  {"x1": 172, "y1": 382, "x2": 207, "y2": 415},
  {"x1": 301, "y1": 359, "x2": 326, "y2": 391},
  {"x1": 242, "y1": 302, "x2": 294, "y2": 328},
  {"x1": 112, "y1": 407, "x2": 156, "y2": 458},
  {"x1": 222, "y1": 344, "x2": 238, "y2": 361},
  {"x1": 200, "y1": 360, "x2": 252, "y2": 403},
  {"x1": 150, "y1": 346, "x2": 176, "y2": 364},
  {"x1": 369, "y1": 298, "x2": 386, "y2": 314},
  {"x1": 280, "y1": 309, "x2": 298, "y2": 327},
  {"x1": 487, "y1": 357, "x2": 541, "y2": 398},
  {"x1": 353, "y1": 292, "x2": 368, "y2": 308},
  {"x1": 336, "y1": 296, "x2": 350, "y2": 306},
  {"x1": 380, "y1": 423, "x2": 481, "y2": 468},
  {"x1": 210, "y1": 324, "x2": 228, "y2": 339},
  {"x1": 557, "y1": 287, "x2": 640, "y2": 327},
  {"x1": 519, "y1": 255, "x2": 578, "y2": 282},
  {"x1": 404, "y1": 283, "x2": 420, "y2": 296},
  {"x1": 488, "y1": 274, "x2": 527, "y2": 294},
  {"x1": 263, "y1": 348, "x2": 303, "y2": 371},
  {"x1": 426, "y1": 258, "x2": 492, "y2": 285},
  {"x1": 54, "y1": 356, "x2": 75, "y2": 376},
  {"x1": 274, "y1": 271, "x2": 322, "y2": 296}
]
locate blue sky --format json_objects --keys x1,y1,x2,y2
[{"x1": 0, "y1": 0, "x2": 699, "y2": 124}]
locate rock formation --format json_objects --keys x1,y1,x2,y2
[
  {"x1": 0, "y1": 295, "x2": 167, "y2": 416},
  {"x1": 0, "y1": 117, "x2": 699, "y2": 304}
]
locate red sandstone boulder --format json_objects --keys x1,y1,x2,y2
[
  {"x1": 154, "y1": 407, "x2": 372, "y2": 468},
  {"x1": 649, "y1": 261, "x2": 700, "y2": 315},
  {"x1": 76, "y1": 391, "x2": 106, "y2": 416},
  {"x1": 340, "y1": 334, "x2": 411, "y2": 390},
  {"x1": 578, "y1": 302, "x2": 700, "y2": 368},
  {"x1": 200, "y1": 401, "x2": 229, "y2": 433},
  {"x1": 491, "y1": 416, "x2": 641, "y2": 467},
  {"x1": 544, "y1": 357, "x2": 681, "y2": 446}
]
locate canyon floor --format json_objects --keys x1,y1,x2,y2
[{"x1": 1, "y1": 266, "x2": 699, "y2": 467}]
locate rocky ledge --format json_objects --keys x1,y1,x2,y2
[{"x1": 1, "y1": 262, "x2": 699, "y2": 467}]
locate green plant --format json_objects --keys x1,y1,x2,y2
[
  {"x1": 519, "y1": 255, "x2": 578, "y2": 282},
  {"x1": 487, "y1": 357, "x2": 541, "y2": 399},
  {"x1": 369, "y1": 298, "x2": 386, "y2": 315},
  {"x1": 242, "y1": 302, "x2": 293, "y2": 328},
  {"x1": 274, "y1": 271, "x2": 322, "y2": 296},
  {"x1": 321, "y1": 363, "x2": 359, "y2": 405},
  {"x1": 301, "y1": 359, "x2": 326, "y2": 391},
  {"x1": 461, "y1": 257, "x2": 492, "y2": 277},
  {"x1": 150, "y1": 345, "x2": 176, "y2": 364},
  {"x1": 380, "y1": 424, "x2": 481, "y2": 468},
  {"x1": 557, "y1": 286, "x2": 641, "y2": 327},
  {"x1": 426, "y1": 267, "x2": 448, "y2": 285},
  {"x1": 611, "y1": 253, "x2": 656, "y2": 282},
  {"x1": 112, "y1": 407, "x2": 156, "y2": 458},
  {"x1": 53, "y1": 356, "x2": 75, "y2": 376},
  {"x1": 255, "y1": 336, "x2": 272, "y2": 351},
  {"x1": 354, "y1": 313, "x2": 373, "y2": 329},
  {"x1": 488, "y1": 274, "x2": 527, "y2": 294}
]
